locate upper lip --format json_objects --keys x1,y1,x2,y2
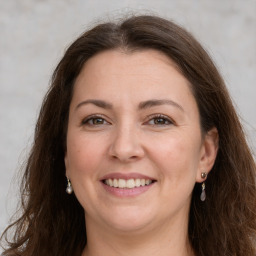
[{"x1": 100, "y1": 172, "x2": 156, "y2": 181}]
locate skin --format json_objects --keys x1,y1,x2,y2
[{"x1": 65, "y1": 49, "x2": 218, "y2": 256}]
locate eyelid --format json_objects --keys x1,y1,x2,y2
[
  {"x1": 81, "y1": 113, "x2": 174, "y2": 126},
  {"x1": 81, "y1": 114, "x2": 111, "y2": 126},
  {"x1": 144, "y1": 113, "x2": 175, "y2": 126}
]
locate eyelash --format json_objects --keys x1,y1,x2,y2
[
  {"x1": 145, "y1": 114, "x2": 174, "y2": 126},
  {"x1": 81, "y1": 114, "x2": 109, "y2": 126},
  {"x1": 81, "y1": 114, "x2": 174, "y2": 127}
]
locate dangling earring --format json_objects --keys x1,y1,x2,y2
[
  {"x1": 200, "y1": 172, "x2": 207, "y2": 201},
  {"x1": 200, "y1": 182, "x2": 206, "y2": 201},
  {"x1": 66, "y1": 178, "x2": 73, "y2": 194}
]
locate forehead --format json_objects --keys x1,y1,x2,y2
[
  {"x1": 75, "y1": 49, "x2": 189, "y2": 90},
  {"x1": 79, "y1": 49, "x2": 181, "y2": 76},
  {"x1": 71, "y1": 49, "x2": 196, "y2": 110}
]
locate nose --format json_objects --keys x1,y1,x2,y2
[{"x1": 108, "y1": 123, "x2": 145, "y2": 162}]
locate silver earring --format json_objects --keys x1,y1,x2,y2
[
  {"x1": 200, "y1": 172, "x2": 207, "y2": 201},
  {"x1": 201, "y1": 172, "x2": 207, "y2": 179},
  {"x1": 200, "y1": 182, "x2": 206, "y2": 201},
  {"x1": 66, "y1": 178, "x2": 73, "y2": 194}
]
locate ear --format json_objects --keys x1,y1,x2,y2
[{"x1": 196, "y1": 127, "x2": 219, "y2": 182}]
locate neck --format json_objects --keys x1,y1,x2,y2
[{"x1": 82, "y1": 214, "x2": 194, "y2": 256}]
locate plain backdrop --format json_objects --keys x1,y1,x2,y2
[{"x1": 0, "y1": 0, "x2": 255, "y2": 238}]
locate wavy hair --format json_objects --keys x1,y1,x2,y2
[{"x1": 1, "y1": 15, "x2": 256, "y2": 256}]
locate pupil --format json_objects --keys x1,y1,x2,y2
[
  {"x1": 155, "y1": 118, "x2": 165, "y2": 124},
  {"x1": 94, "y1": 118, "x2": 103, "y2": 124}
]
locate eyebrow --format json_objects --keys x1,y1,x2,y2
[
  {"x1": 76, "y1": 99, "x2": 113, "y2": 110},
  {"x1": 75, "y1": 99, "x2": 184, "y2": 112},
  {"x1": 138, "y1": 99, "x2": 184, "y2": 112}
]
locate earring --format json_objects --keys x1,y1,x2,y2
[
  {"x1": 66, "y1": 178, "x2": 73, "y2": 194},
  {"x1": 200, "y1": 172, "x2": 207, "y2": 201},
  {"x1": 201, "y1": 172, "x2": 207, "y2": 179},
  {"x1": 200, "y1": 182, "x2": 206, "y2": 201}
]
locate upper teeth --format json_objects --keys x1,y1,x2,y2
[{"x1": 104, "y1": 178, "x2": 153, "y2": 189}]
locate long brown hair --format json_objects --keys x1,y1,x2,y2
[{"x1": 1, "y1": 15, "x2": 256, "y2": 256}]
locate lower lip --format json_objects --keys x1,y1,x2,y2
[{"x1": 101, "y1": 182, "x2": 155, "y2": 197}]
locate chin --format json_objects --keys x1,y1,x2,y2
[{"x1": 102, "y1": 206, "x2": 154, "y2": 232}]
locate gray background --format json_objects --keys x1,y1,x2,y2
[{"x1": 0, "y1": 0, "x2": 255, "y2": 238}]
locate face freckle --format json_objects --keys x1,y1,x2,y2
[{"x1": 64, "y1": 49, "x2": 210, "y2": 234}]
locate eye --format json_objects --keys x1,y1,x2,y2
[
  {"x1": 82, "y1": 115, "x2": 109, "y2": 126},
  {"x1": 146, "y1": 114, "x2": 173, "y2": 126}
]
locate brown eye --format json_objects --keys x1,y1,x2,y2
[
  {"x1": 147, "y1": 115, "x2": 173, "y2": 126},
  {"x1": 154, "y1": 118, "x2": 169, "y2": 125},
  {"x1": 91, "y1": 118, "x2": 105, "y2": 125},
  {"x1": 82, "y1": 116, "x2": 109, "y2": 126}
]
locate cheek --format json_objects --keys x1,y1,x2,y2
[
  {"x1": 149, "y1": 135, "x2": 201, "y2": 209},
  {"x1": 65, "y1": 132, "x2": 105, "y2": 177},
  {"x1": 149, "y1": 134, "x2": 201, "y2": 180},
  {"x1": 65, "y1": 133, "x2": 107, "y2": 209}
]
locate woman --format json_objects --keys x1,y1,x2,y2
[{"x1": 1, "y1": 15, "x2": 256, "y2": 256}]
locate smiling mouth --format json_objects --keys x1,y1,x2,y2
[{"x1": 103, "y1": 178, "x2": 156, "y2": 189}]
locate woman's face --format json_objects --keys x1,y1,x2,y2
[{"x1": 65, "y1": 49, "x2": 217, "y2": 234}]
